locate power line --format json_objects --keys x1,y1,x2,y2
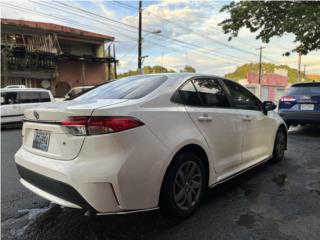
[
  {"x1": 52, "y1": 1, "x2": 257, "y2": 63},
  {"x1": 30, "y1": 0, "x2": 138, "y2": 41},
  {"x1": 2, "y1": 2, "x2": 258, "y2": 69},
  {"x1": 112, "y1": 1, "x2": 259, "y2": 57},
  {"x1": 111, "y1": 0, "x2": 283, "y2": 64}
]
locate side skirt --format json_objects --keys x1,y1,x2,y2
[
  {"x1": 209, "y1": 156, "x2": 272, "y2": 189},
  {"x1": 96, "y1": 207, "x2": 160, "y2": 216}
]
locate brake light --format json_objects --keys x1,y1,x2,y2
[
  {"x1": 61, "y1": 117, "x2": 144, "y2": 136},
  {"x1": 280, "y1": 96, "x2": 296, "y2": 102}
]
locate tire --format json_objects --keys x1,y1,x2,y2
[
  {"x1": 270, "y1": 128, "x2": 286, "y2": 163},
  {"x1": 160, "y1": 152, "x2": 207, "y2": 218}
]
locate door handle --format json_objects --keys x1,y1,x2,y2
[
  {"x1": 198, "y1": 114, "x2": 212, "y2": 122},
  {"x1": 242, "y1": 115, "x2": 253, "y2": 121}
]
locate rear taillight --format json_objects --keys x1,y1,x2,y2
[
  {"x1": 280, "y1": 96, "x2": 296, "y2": 102},
  {"x1": 61, "y1": 117, "x2": 144, "y2": 136}
]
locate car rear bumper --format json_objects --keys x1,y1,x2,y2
[
  {"x1": 279, "y1": 111, "x2": 320, "y2": 125},
  {"x1": 15, "y1": 147, "x2": 120, "y2": 213},
  {"x1": 14, "y1": 126, "x2": 170, "y2": 213},
  {"x1": 16, "y1": 164, "x2": 92, "y2": 210}
]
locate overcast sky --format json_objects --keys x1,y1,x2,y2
[{"x1": 1, "y1": 0, "x2": 320, "y2": 76}]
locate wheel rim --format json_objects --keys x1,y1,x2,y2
[
  {"x1": 173, "y1": 161, "x2": 203, "y2": 211},
  {"x1": 276, "y1": 131, "x2": 286, "y2": 159}
]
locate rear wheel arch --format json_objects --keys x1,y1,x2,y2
[
  {"x1": 159, "y1": 144, "x2": 210, "y2": 204},
  {"x1": 278, "y1": 124, "x2": 288, "y2": 149}
]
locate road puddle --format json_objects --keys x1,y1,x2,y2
[
  {"x1": 236, "y1": 213, "x2": 255, "y2": 229},
  {"x1": 3, "y1": 204, "x2": 55, "y2": 239},
  {"x1": 244, "y1": 187, "x2": 260, "y2": 201},
  {"x1": 272, "y1": 174, "x2": 288, "y2": 188}
]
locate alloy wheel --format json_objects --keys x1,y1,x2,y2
[
  {"x1": 173, "y1": 161, "x2": 203, "y2": 211},
  {"x1": 276, "y1": 131, "x2": 286, "y2": 159}
]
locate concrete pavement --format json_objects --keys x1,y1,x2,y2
[{"x1": 1, "y1": 126, "x2": 320, "y2": 240}]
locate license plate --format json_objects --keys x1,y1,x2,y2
[
  {"x1": 300, "y1": 104, "x2": 314, "y2": 111},
  {"x1": 32, "y1": 130, "x2": 50, "y2": 152}
]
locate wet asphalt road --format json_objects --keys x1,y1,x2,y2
[{"x1": 1, "y1": 126, "x2": 320, "y2": 240}]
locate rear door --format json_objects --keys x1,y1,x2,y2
[
  {"x1": 180, "y1": 77, "x2": 244, "y2": 176},
  {"x1": 1, "y1": 91, "x2": 22, "y2": 123},
  {"x1": 223, "y1": 80, "x2": 276, "y2": 165}
]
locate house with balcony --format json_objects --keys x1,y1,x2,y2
[{"x1": 1, "y1": 18, "x2": 116, "y2": 97}]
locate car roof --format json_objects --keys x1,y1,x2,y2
[
  {"x1": 143, "y1": 72, "x2": 229, "y2": 83},
  {"x1": 0, "y1": 88, "x2": 51, "y2": 92},
  {"x1": 155, "y1": 72, "x2": 222, "y2": 78},
  {"x1": 71, "y1": 86, "x2": 94, "y2": 89}
]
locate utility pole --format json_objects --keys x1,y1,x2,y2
[
  {"x1": 80, "y1": 59, "x2": 85, "y2": 87},
  {"x1": 257, "y1": 46, "x2": 265, "y2": 84},
  {"x1": 256, "y1": 46, "x2": 265, "y2": 99},
  {"x1": 297, "y1": 53, "x2": 302, "y2": 82},
  {"x1": 138, "y1": 0, "x2": 142, "y2": 74},
  {"x1": 113, "y1": 44, "x2": 117, "y2": 79},
  {"x1": 108, "y1": 45, "x2": 111, "y2": 80}
]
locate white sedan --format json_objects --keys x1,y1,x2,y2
[{"x1": 15, "y1": 73, "x2": 287, "y2": 218}]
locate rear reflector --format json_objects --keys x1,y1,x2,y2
[
  {"x1": 280, "y1": 96, "x2": 296, "y2": 102},
  {"x1": 61, "y1": 117, "x2": 144, "y2": 136}
]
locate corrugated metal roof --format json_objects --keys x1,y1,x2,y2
[{"x1": 1, "y1": 18, "x2": 114, "y2": 42}]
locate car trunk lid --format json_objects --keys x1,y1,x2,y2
[{"x1": 22, "y1": 99, "x2": 127, "y2": 160}]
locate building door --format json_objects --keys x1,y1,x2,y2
[
  {"x1": 261, "y1": 86, "x2": 269, "y2": 101},
  {"x1": 55, "y1": 81, "x2": 71, "y2": 97},
  {"x1": 275, "y1": 88, "x2": 285, "y2": 104}
]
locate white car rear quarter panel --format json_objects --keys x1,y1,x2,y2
[{"x1": 16, "y1": 125, "x2": 169, "y2": 212}]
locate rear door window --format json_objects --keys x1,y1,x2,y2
[
  {"x1": 78, "y1": 75, "x2": 167, "y2": 100},
  {"x1": 178, "y1": 81, "x2": 202, "y2": 106},
  {"x1": 18, "y1": 92, "x2": 40, "y2": 103},
  {"x1": 174, "y1": 78, "x2": 229, "y2": 108},
  {"x1": 192, "y1": 78, "x2": 229, "y2": 107},
  {"x1": 39, "y1": 92, "x2": 51, "y2": 102},
  {"x1": 1, "y1": 92, "x2": 18, "y2": 105}
]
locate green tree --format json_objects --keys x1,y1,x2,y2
[
  {"x1": 219, "y1": 1, "x2": 320, "y2": 54},
  {"x1": 117, "y1": 65, "x2": 176, "y2": 78},
  {"x1": 152, "y1": 65, "x2": 170, "y2": 73},
  {"x1": 180, "y1": 65, "x2": 196, "y2": 73},
  {"x1": 224, "y1": 63, "x2": 312, "y2": 83}
]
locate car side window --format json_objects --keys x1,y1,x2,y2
[
  {"x1": 18, "y1": 92, "x2": 40, "y2": 104},
  {"x1": 1, "y1": 92, "x2": 18, "y2": 105},
  {"x1": 192, "y1": 78, "x2": 229, "y2": 108},
  {"x1": 223, "y1": 80, "x2": 262, "y2": 111},
  {"x1": 178, "y1": 81, "x2": 202, "y2": 106},
  {"x1": 39, "y1": 92, "x2": 51, "y2": 102}
]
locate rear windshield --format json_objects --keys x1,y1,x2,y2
[
  {"x1": 287, "y1": 85, "x2": 320, "y2": 95},
  {"x1": 78, "y1": 75, "x2": 168, "y2": 100}
]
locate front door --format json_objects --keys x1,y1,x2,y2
[
  {"x1": 223, "y1": 80, "x2": 276, "y2": 166},
  {"x1": 179, "y1": 78, "x2": 244, "y2": 177}
]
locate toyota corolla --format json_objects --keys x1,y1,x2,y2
[{"x1": 15, "y1": 73, "x2": 287, "y2": 217}]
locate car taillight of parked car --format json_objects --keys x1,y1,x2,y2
[
  {"x1": 61, "y1": 116, "x2": 144, "y2": 136},
  {"x1": 280, "y1": 96, "x2": 296, "y2": 102}
]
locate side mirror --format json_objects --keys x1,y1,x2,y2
[{"x1": 262, "y1": 101, "x2": 277, "y2": 115}]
